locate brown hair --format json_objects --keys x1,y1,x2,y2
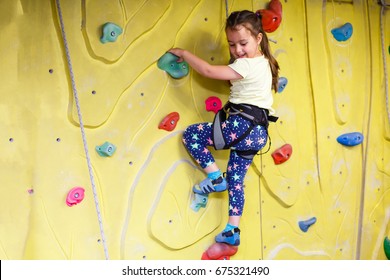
[{"x1": 226, "y1": 10, "x2": 280, "y2": 93}]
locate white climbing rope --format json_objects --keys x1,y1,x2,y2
[
  {"x1": 225, "y1": 0, "x2": 229, "y2": 18},
  {"x1": 55, "y1": 0, "x2": 110, "y2": 260},
  {"x1": 380, "y1": 1, "x2": 389, "y2": 127}
]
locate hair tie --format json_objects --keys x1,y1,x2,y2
[{"x1": 255, "y1": 10, "x2": 262, "y2": 19}]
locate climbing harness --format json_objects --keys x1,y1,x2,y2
[
  {"x1": 55, "y1": 0, "x2": 109, "y2": 260},
  {"x1": 212, "y1": 102, "x2": 278, "y2": 160}
]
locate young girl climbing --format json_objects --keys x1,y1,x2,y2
[{"x1": 169, "y1": 10, "x2": 279, "y2": 246}]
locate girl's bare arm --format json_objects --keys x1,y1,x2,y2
[{"x1": 169, "y1": 48, "x2": 242, "y2": 81}]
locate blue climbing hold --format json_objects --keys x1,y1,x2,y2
[
  {"x1": 299, "y1": 217, "x2": 317, "y2": 232},
  {"x1": 100, "y1": 22, "x2": 123, "y2": 43},
  {"x1": 337, "y1": 132, "x2": 363, "y2": 147},
  {"x1": 96, "y1": 141, "x2": 116, "y2": 157},
  {"x1": 190, "y1": 193, "x2": 208, "y2": 212},
  {"x1": 331, "y1": 22, "x2": 353, "y2": 42},
  {"x1": 157, "y1": 52, "x2": 189, "y2": 79},
  {"x1": 277, "y1": 77, "x2": 288, "y2": 93}
]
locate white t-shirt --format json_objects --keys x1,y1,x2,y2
[{"x1": 228, "y1": 56, "x2": 275, "y2": 115}]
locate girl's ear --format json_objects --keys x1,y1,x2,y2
[{"x1": 257, "y1": 33, "x2": 263, "y2": 45}]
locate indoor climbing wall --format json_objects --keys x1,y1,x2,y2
[{"x1": 0, "y1": 0, "x2": 389, "y2": 260}]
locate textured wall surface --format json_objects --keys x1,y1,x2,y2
[{"x1": 0, "y1": 0, "x2": 389, "y2": 260}]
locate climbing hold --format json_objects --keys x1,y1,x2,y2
[
  {"x1": 205, "y1": 96, "x2": 222, "y2": 114},
  {"x1": 258, "y1": 10, "x2": 281, "y2": 33},
  {"x1": 190, "y1": 193, "x2": 209, "y2": 212},
  {"x1": 331, "y1": 22, "x2": 353, "y2": 42},
  {"x1": 96, "y1": 141, "x2": 116, "y2": 157},
  {"x1": 271, "y1": 143, "x2": 292, "y2": 164},
  {"x1": 66, "y1": 187, "x2": 85, "y2": 207},
  {"x1": 157, "y1": 52, "x2": 189, "y2": 79},
  {"x1": 268, "y1": 0, "x2": 282, "y2": 15},
  {"x1": 201, "y1": 242, "x2": 238, "y2": 260},
  {"x1": 277, "y1": 77, "x2": 288, "y2": 93},
  {"x1": 384, "y1": 237, "x2": 390, "y2": 260},
  {"x1": 299, "y1": 217, "x2": 317, "y2": 232},
  {"x1": 100, "y1": 22, "x2": 123, "y2": 43},
  {"x1": 158, "y1": 112, "x2": 180, "y2": 131},
  {"x1": 336, "y1": 132, "x2": 363, "y2": 147},
  {"x1": 257, "y1": 0, "x2": 282, "y2": 33}
]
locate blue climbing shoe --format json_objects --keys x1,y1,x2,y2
[
  {"x1": 215, "y1": 227, "x2": 240, "y2": 246},
  {"x1": 193, "y1": 176, "x2": 227, "y2": 195}
]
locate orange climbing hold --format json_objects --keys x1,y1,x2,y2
[
  {"x1": 159, "y1": 112, "x2": 180, "y2": 131},
  {"x1": 271, "y1": 143, "x2": 292, "y2": 164},
  {"x1": 256, "y1": 0, "x2": 282, "y2": 33},
  {"x1": 201, "y1": 242, "x2": 238, "y2": 260}
]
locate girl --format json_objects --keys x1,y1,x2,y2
[{"x1": 169, "y1": 10, "x2": 279, "y2": 246}]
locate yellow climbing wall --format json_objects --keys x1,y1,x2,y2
[{"x1": 0, "y1": 0, "x2": 389, "y2": 260}]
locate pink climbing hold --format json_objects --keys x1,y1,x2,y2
[
  {"x1": 205, "y1": 96, "x2": 222, "y2": 114},
  {"x1": 66, "y1": 187, "x2": 85, "y2": 207},
  {"x1": 271, "y1": 143, "x2": 292, "y2": 164}
]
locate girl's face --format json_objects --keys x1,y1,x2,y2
[{"x1": 226, "y1": 24, "x2": 262, "y2": 60}]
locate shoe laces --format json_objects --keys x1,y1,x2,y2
[
  {"x1": 222, "y1": 227, "x2": 240, "y2": 237},
  {"x1": 211, "y1": 176, "x2": 224, "y2": 185}
]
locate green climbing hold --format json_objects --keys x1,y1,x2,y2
[
  {"x1": 190, "y1": 193, "x2": 208, "y2": 212},
  {"x1": 157, "y1": 52, "x2": 189, "y2": 79},
  {"x1": 96, "y1": 141, "x2": 116, "y2": 157},
  {"x1": 100, "y1": 22, "x2": 123, "y2": 43},
  {"x1": 384, "y1": 236, "x2": 390, "y2": 260}
]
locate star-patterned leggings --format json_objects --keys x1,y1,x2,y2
[{"x1": 182, "y1": 114, "x2": 268, "y2": 216}]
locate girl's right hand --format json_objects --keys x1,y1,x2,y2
[{"x1": 168, "y1": 48, "x2": 185, "y2": 62}]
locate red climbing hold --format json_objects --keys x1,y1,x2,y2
[
  {"x1": 159, "y1": 112, "x2": 180, "y2": 131},
  {"x1": 268, "y1": 0, "x2": 282, "y2": 15},
  {"x1": 257, "y1": 0, "x2": 282, "y2": 33},
  {"x1": 201, "y1": 242, "x2": 238, "y2": 260},
  {"x1": 205, "y1": 96, "x2": 222, "y2": 114},
  {"x1": 66, "y1": 187, "x2": 85, "y2": 207},
  {"x1": 271, "y1": 143, "x2": 292, "y2": 164}
]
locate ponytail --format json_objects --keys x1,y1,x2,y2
[{"x1": 260, "y1": 31, "x2": 280, "y2": 93}]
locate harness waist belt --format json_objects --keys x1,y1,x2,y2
[
  {"x1": 212, "y1": 102, "x2": 278, "y2": 151},
  {"x1": 225, "y1": 102, "x2": 278, "y2": 124}
]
